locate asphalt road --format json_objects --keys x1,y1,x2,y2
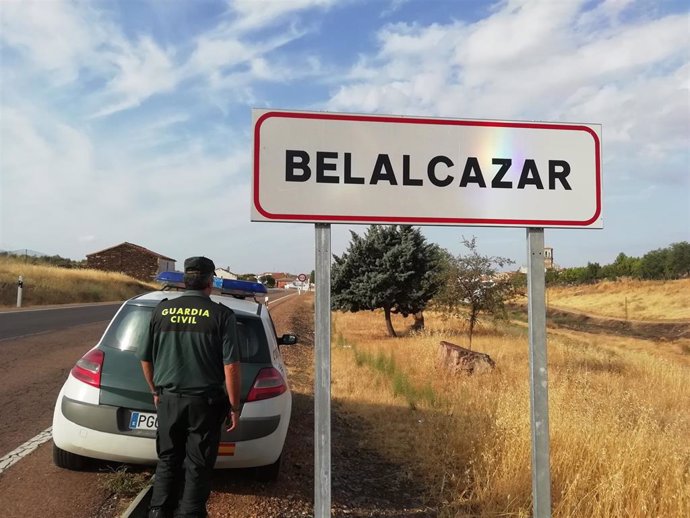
[{"x1": 0, "y1": 303, "x2": 122, "y2": 341}]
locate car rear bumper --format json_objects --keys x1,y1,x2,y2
[
  {"x1": 52, "y1": 375, "x2": 292, "y2": 468},
  {"x1": 61, "y1": 396, "x2": 282, "y2": 442}
]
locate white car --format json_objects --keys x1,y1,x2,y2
[{"x1": 52, "y1": 275, "x2": 296, "y2": 481}]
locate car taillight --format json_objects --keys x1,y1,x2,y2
[
  {"x1": 246, "y1": 368, "x2": 287, "y2": 402},
  {"x1": 71, "y1": 349, "x2": 104, "y2": 388}
]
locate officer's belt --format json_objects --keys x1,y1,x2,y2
[{"x1": 157, "y1": 387, "x2": 224, "y2": 398}]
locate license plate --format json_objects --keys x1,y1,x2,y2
[{"x1": 129, "y1": 411, "x2": 158, "y2": 430}]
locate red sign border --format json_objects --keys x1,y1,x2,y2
[{"x1": 253, "y1": 111, "x2": 602, "y2": 227}]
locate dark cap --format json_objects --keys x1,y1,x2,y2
[{"x1": 184, "y1": 256, "x2": 215, "y2": 275}]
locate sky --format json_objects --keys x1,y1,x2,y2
[{"x1": 1, "y1": 0, "x2": 688, "y2": 275}]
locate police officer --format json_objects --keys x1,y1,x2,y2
[{"x1": 138, "y1": 256, "x2": 241, "y2": 518}]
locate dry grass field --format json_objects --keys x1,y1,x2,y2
[
  {"x1": 546, "y1": 278, "x2": 690, "y2": 321},
  {"x1": 331, "y1": 283, "x2": 690, "y2": 517},
  {"x1": 0, "y1": 256, "x2": 158, "y2": 307}
]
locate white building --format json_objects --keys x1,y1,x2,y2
[{"x1": 214, "y1": 267, "x2": 238, "y2": 280}]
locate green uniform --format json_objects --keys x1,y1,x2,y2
[
  {"x1": 138, "y1": 290, "x2": 239, "y2": 518},
  {"x1": 137, "y1": 291, "x2": 239, "y2": 394}
]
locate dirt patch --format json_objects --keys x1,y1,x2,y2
[
  {"x1": 0, "y1": 431, "x2": 117, "y2": 518},
  {"x1": 548, "y1": 307, "x2": 690, "y2": 340},
  {"x1": 509, "y1": 303, "x2": 690, "y2": 341}
]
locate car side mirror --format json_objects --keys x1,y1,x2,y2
[{"x1": 278, "y1": 334, "x2": 298, "y2": 346}]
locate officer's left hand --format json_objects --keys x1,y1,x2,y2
[{"x1": 226, "y1": 410, "x2": 240, "y2": 432}]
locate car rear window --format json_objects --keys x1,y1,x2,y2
[
  {"x1": 101, "y1": 304, "x2": 270, "y2": 363},
  {"x1": 101, "y1": 305, "x2": 153, "y2": 353},
  {"x1": 235, "y1": 318, "x2": 270, "y2": 363}
]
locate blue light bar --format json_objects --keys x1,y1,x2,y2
[
  {"x1": 156, "y1": 271, "x2": 267, "y2": 296},
  {"x1": 220, "y1": 278, "x2": 268, "y2": 295},
  {"x1": 156, "y1": 271, "x2": 185, "y2": 284}
]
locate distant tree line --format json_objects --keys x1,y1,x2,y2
[{"x1": 540, "y1": 241, "x2": 690, "y2": 285}]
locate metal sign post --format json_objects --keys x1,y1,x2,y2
[
  {"x1": 314, "y1": 223, "x2": 332, "y2": 517},
  {"x1": 527, "y1": 228, "x2": 552, "y2": 517}
]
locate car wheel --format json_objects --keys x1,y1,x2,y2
[
  {"x1": 255, "y1": 455, "x2": 281, "y2": 483},
  {"x1": 52, "y1": 442, "x2": 89, "y2": 471}
]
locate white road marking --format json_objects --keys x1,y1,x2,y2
[
  {"x1": 0, "y1": 427, "x2": 52, "y2": 474},
  {"x1": 267, "y1": 292, "x2": 299, "y2": 308}
]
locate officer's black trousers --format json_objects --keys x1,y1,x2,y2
[{"x1": 149, "y1": 391, "x2": 227, "y2": 518}]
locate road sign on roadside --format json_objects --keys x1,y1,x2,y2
[
  {"x1": 252, "y1": 110, "x2": 601, "y2": 228},
  {"x1": 252, "y1": 108, "x2": 602, "y2": 518},
  {"x1": 297, "y1": 273, "x2": 307, "y2": 282}
]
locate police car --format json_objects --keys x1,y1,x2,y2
[{"x1": 52, "y1": 273, "x2": 296, "y2": 481}]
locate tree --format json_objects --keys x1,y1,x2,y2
[
  {"x1": 634, "y1": 242, "x2": 690, "y2": 280},
  {"x1": 584, "y1": 262, "x2": 602, "y2": 283},
  {"x1": 331, "y1": 225, "x2": 443, "y2": 337},
  {"x1": 434, "y1": 237, "x2": 517, "y2": 349},
  {"x1": 611, "y1": 252, "x2": 640, "y2": 278},
  {"x1": 259, "y1": 274, "x2": 276, "y2": 288},
  {"x1": 667, "y1": 242, "x2": 690, "y2": 278},
  {"x1": 639, "y1": 248, "x2": 668, "y2": 279}
]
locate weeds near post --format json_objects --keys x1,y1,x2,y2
[
  {"x1": 335, "y1": 331, "x2": 348, "y2": 348},
  {"x1": 624, "y1": 296, "x2": 629, "y2": 320},
  {"x1": 352, "y1": 346, "x2": 438, "y2": 410},
  {"x1": 100, "y1": 466, "x2": 151, "y2": 497}
]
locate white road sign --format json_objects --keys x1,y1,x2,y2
[{"x1": 252, "y1": 109, "x2": 602, "y2": 228}]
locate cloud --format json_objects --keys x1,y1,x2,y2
[
  {"x1": 229, "y1": 0, "x2": 338, "y2": 33},
  {"x1": 0, "y1": 105, "x2": 93, "y2": 191},
  {"x1": 0, "y1": 103, "x2": 99, "y2": 253},
  {"x1": 0, "y1": 98, "x2": 254, "y2": 260},
  {"x1": 456, "y1": 0, "x2": 582, "y2": 70},
  {"x1": 91, "y1": 36, "x2": 180, "y2": 118},
  {"x1": 0, "y1": 0, "x2": 109, "y2": 84},
  {"x1": 185, "y1": 21, "x2": 313, "y2": 89},
  {"x1": 380, "y1": 0, "x2": 410, "y2": 18},
  {"x1": 1, "y1": 1, "x2": 181, "y2": 117},
  {"x1": 1, "y1": 0, "x2": 337, "y2": 119}
]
